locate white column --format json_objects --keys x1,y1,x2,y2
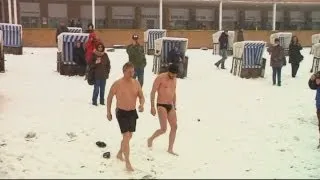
[
  {"x1": 1, "y1": 0, "x2": 5, "y2": 22},
  {"x1": 92, "y1": 0, "x2": 95, "y2": 28},
  {"x1": 272, "y1": 2, "x2": 277, "y2": 31},
  {"x1": 7, "y1": 0, "x2": 12, "y2": 23},
  {"x1": 13, "y1": 0, "x2": 17, "y2": 24},
  {"x1": 159, "y1": 0, "x2": 163, "y2": 29},
  {"x1": 219, "y1": 0, "x2": 222, "y2": 31}
]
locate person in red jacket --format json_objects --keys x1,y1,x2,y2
[{"x1": 85, "y1": 32, "x2": 100, "y2": 64}]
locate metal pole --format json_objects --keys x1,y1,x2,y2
[
  {"x1": 92, "y1": 0, "x2": 95, "y2": 28},
  {"x1": 159, "y1": 0, "x2": 163, "y2": 29},
  {"x1": 219, "y1": 0, "x2": 222, "y2": 31},
  {"x1": 13, "y1": 0, "x2": 17, "y2": 24},
  {"x1": 8, "y1": 0, "x2": 12, "y2": 23},
  {"x1": 272, "y1": 3, "x2": 277, "y2": 31}
]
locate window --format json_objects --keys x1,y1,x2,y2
[
  {"x1": 19, "y1": 2, "x2": 41, "y2": 28},
  {"x1": 80, "y1": 5, "x2": 107, "y2": 29},
  {"x1": 195, "y1": 9, "x2": 215, "y2": 29},
  {"x1": 289, "y1": 11, "x2": 305, "y2": 30},
  {"x1": 48, "y1": 3, "x2": 67, "y2": 28},
  {"x1": 311, "y1": 11, "x2": 320, "y2": 30},
  {"x1": 169, "y1": 8, "x2": 189, "y2": 29},
  {"x1": 141, "y1": 7, "x2": 159, "y2": 29},
  {"x1": 222, "y1": 10, "x2": 237, "y2": 30},
  {"x1": 111, "y1": 6, "x2": 134, "y2": 29},
  {"x1": 244, "y1": 10, "x2": 261, "y2": 30}
]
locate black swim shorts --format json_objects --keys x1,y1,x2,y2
[{"x1": 116, "y1": 108, "x2": 139, "y2": 134}]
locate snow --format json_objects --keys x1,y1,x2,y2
[{"x1": 0, "y1": 47, "x2": 319, "y2": 179}]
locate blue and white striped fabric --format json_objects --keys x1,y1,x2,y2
[
  {"x1": 144, "y1": 29, "x2": 167, "y2": 50},
  {"x1": 242, "y1": 42, "x2": 265, "y2": 68},
  {"x1": 154, "y1": 37, "x2": 188, "y2": 64},
  {"x1": 0, "y1": 23, "x2": 22, "y2": 47},
  {"x1": 67, "y1": 27, "x2": 83, "y2": 33},
  {"x1": 57, "y1": 33, "x2": 89, "y2": 65}
]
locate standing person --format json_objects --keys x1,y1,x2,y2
[
  {"x1": 126, "y1": 34, "x2": 147, "y2": 87},
  {"x1": 147, "y1": 64, "x2": 179, "y2": 156},
  {"x1": 267, "y1": 38, "x2": 286, "y2": 86},
  {"x1": 167, "y1": 45, "x2": 184, "y2": 78},
  {"x1": 73, "y1": 40, "x2": 86, "y2": 76},
  {"x1": 289, "y1": 36, "x2": 303, "y2": 78},
  {"x1": 85, "y1": 23, "x2": 94, "y2": 33},
  {"x1": 90, "y1": 42, "x2": 111, "y2": 106},
  {"x1": 55, "y1": 21, "x2": 69, "y2": 43},
  {"x1": 106, "y1": 62, "x2": 145, "y2": 171},
  {"x1": 214, "y1": 30, "x2": 229, "y2": 69},
  {"x1": 308, "y1": 72, "x2": 320, "y2": 149}
]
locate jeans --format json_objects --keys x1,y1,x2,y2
[
  {"x1": 272, "y1": 67, "x2": 282, "y2": 86},
  {"x1": 215, "y1": 49, "x2": 228, "y2": 68},
  {"x1": 134, "y1": 67, "x2": 144, "y2": 87},
  {"x1": 291, "y1": 63, "x2": 300, "y2": 77},
  {"x1": 92, "y1": 79, "x2": 107, "y2": 104}
]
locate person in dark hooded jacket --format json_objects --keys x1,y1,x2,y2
[
  {"x1": 288, "y1": 36, "x2": 303, "y2": 78},
  {"x1": 73, "y1": 40, "x2": 86, "y2": 67},
  {"x1": 89, "y1": 42, "x2": 111, "y2": 106},
  {"x1": 214, "y1": 30, "x2": 229, "y2": 69},
  {"x1": 308, "y1": 72, "x2": 320, "y2": 149}
]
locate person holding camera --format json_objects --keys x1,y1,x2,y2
[
  {"x1": 308, "y1": 72, "x2": 320, "y2": 149},
  {"x1": 267, "y1": 38, "x2": 286, "y2": 86}
]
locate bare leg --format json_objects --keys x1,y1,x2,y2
[
  {"x1": 117, "y1": 140, "x2": 124, "y2": 161},
  {"x1": 148, "y1": 107, "x2": 168, "y2": 148},
  {"x1": 122, "y1": 132, "x2": 134, "y2": 171},
  {"x1": 167, "y1": 109, "x2": 178, "y2": 156}
]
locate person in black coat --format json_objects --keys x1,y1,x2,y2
[
  {"x1": 214, "y1": 30, "x2": 229, "y2": 69},
  {"x1": 288, "y1": 36, "x2": 303, "y2": 78},
  {"x1": 73, "y1": 40, "x2": 86, "y2": 67},
  {"x1": 167, "y1": 45, "x2": 184, "y2": 78}
]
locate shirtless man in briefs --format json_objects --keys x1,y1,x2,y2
[
  {"x1": 147, "y1": 63, "x2": 179, "y2": 156},
  {"x1": 106, "y1": 62, "x2": 145, "y2": 171}
]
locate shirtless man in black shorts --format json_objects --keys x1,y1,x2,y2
[
  {"x1": 107, "y1": 62, "x2": 145, "y2": 171},
  {"x1": 147, "y1": 64, "x2": 179, "y2": 156}
]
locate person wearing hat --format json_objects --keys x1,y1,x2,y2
[
  {"x1": 148, "y1": 63, "x2": 179, "y2": 156},
  {"x1": 267, "y1": 38, "x2": 286, "y2": 86},
  {"x1": 126, "y1": 34, "x2": 147, "y2": 87}
]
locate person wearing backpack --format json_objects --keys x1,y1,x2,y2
[{"x1": 88, "y1": 42, "x2": 111, "y2": 106}]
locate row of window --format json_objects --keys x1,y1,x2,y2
[{"x1": 16, "y1": 16, "x2": 320, "y2": 30}]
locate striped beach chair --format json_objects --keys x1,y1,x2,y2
[
  {"x1": 67, "y1": 27, "x2": 83, "y2": 33},
  {"x1": 0, "y1": 23, "x2": 23, "y2": 55},
  {"x1": 212, "y1": 31, "x2": 235, "y2": 56},
  {"x1": 311, "y1": 43, "x2": 320, "y2": 73},
  {"x1": 270, "y1": 32, "x2": 292, "y2": 56},
  {"x1": 0, "y1": 30, "x2": 4, "y2": 72},
  {"x1": 231, "y1": 41, "x2": 266, "y2": 78},
  {"x1": 144, "y1": 29, "x2": 167, "y2": 55},
  {"x1": 310, "y1": 34, "x2": 320, "y2": 55},
  {"x1": 153, "y1": 37, "x2": 189, "y2": 78},
  {"x1": 57, "y1": 32, "x2": 89, "y2": 76}
]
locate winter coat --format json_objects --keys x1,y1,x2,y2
[
  {"x1": 308, "y1": 78, "x2": 320, "y2": 109},
  {"x1": 126, "y1": 43, "x2": 146, "y2": 68},
  {"x1": 85, "y1": 32, "x2": 100, "y2": 64},
  {"x1": 73, "y1": 44, "x2": 86, "y2": 66},
  {"x1": 267, "y1": 45, "x2": 286, "y2": 68},
  {"x1": 168, "y1": 49, "x2": 183, "y2": 64},
  {"x1": 219, "y1": 32, "x2": 229, "y2": 50},
  {"x1": 56, "y1": 25, "x2": 69, "y2": 43},
  {"x1": 289, "y1": 43, "x2": 303, "y2": 64},
  {"x1": 90, "y1": 43, "x2": 111, "y2": 80}
]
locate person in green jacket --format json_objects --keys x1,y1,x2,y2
[{"x1": 126, "y1": 34, "x2": 147, "y2": 87}]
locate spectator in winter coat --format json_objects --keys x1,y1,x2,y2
[
  {"x1": 89, "y1": 42, "x2": 111, "y2": 106},
  {"x1": 126, "y1": 34, "x2": 147, "y2": 87},
  {"x1": 267, "y1": 38, "x2": 286, "y2": 86},
  {"x1": 55, "y1": 21, "x2": 69, "y2": 43},
  {"x1": 85, "y1": 23, "x2": 94, "y2": 33},
  {"x1": 85, "y1": 32, "x2": 100, "y2": 64},
  {"x1": 214, "y1": 30, "x2": 229, "y2": 69},
  {"x1": 308, "y1": 72, "x2": 320, "y2": 149},
  {"x1": 73, "y1": 40, "x2": 86, "y2": 67},
  {"x1": 168, "y1": 45, "x2": 184, "y2": 77},
  {"x1": 289, "y1": 36, "x2": 303, "y2": 78}
]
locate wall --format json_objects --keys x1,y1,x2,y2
[{"x1": 22, "y1": 29, "x2": 319, "y2": 48}]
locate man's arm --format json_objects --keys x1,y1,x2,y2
[
  {"x1": 137, "y1": 80, "x2": 145, "y2": 107},
  {"x1": 107, "y1": 81, "x2": 117, "y2": 114},
  {"x1": 150, "y1": 77, "x2": 161, "y2": 108}
]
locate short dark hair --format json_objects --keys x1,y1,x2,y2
[
  {"x1": 123, "y1": 62, "x2": 134, "y2": 72},
  {"x1": 274, "y1": 38, "x2": 280, "y2": 42}
]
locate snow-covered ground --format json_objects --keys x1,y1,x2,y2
[{"x1": 0, "y1": 47, "x2": 319, "y2": 179}]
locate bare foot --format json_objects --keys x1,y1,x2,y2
[
  {"x1": 147, "y1": 138, "x2": 153, "y2": 148},
  {"x1": 117, "y1": 151, "x2": 124, "y2": 161},
  {"x1": 126, "y1": 161, "x2": 134, "y2": 172},
  {"x1": 167, "y1": 150, "x2": 179, "y2": 156}
]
